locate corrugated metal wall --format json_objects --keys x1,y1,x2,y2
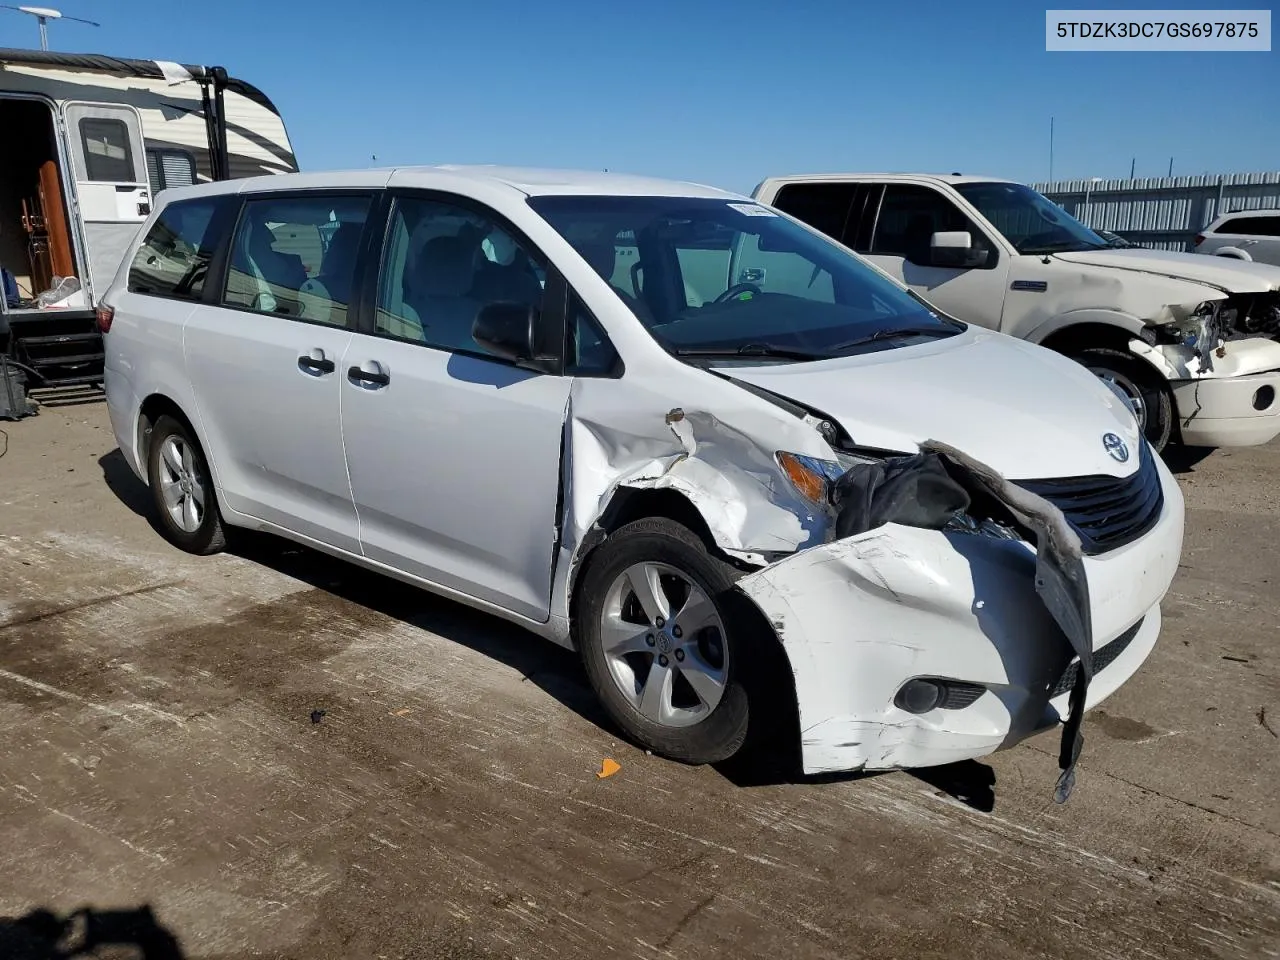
[{"x1": 1031, "y1": 172, "x2": 1280, "y2": 252}]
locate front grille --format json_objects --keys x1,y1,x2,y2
[
  {"x1": 1050, "y1": 617, "x2": 1143, "y2": 698},
  {"x1": 1016, "y1": 442, "x2": 1163, "y2": 555}
]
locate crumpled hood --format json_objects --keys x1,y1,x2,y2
[
  {"x1": 720, "y1": 328, "x2": 1141, "y2": 481},
  {"x1": 1053, "y1": 248, "x2": 1280, "y2": 294}
]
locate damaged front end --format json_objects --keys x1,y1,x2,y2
[
  {"x1": 560, "y1": 374, "x2": 1181, "y2": 803},
  {"x1": 1145, "y1": 291, "x2": 1280, "y2": 371},
  {"x1": 1132, "y1": 291, "x2": 1280, "y2": 445},
  {"x1": 730, "y1": 439, "x2": 1181, "y2": 802}
]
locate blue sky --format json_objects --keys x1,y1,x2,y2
[{"x1": 3, "y1": 0, "x2": 1276, "y2": 192}]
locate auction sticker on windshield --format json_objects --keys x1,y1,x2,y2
[{"x1": 727, "y1": 203, "x2": 778, "y2": 217}]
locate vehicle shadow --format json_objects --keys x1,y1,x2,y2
[
  {"x1": 230, "y1": 527, "x2": 608, "y2": 726},
  {"x1": 1162, "y1": 444, "x2": 1216, "y2": 474},
  {"x1": 97, "y1": 449, "x2": 611, "y2": 733},
  {"x1": 0, "y1": 905, "x2": 184, "y2": 959},
  {"x1": 100, "y1": 449, "x2": 153, "y2": 518},
  {"x1": 98, "y1": 447, "x2": 998, "y2": 811},
  {"x1": 909, "y1": 760, "x2": 996, "y2": 812}
]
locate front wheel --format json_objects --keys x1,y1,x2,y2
[
  {"x1": 576, "y1": 518, "x2": 754, "y2": 765},
  {"x1": 1068, "y1": 346, "x2": 1174, "y2": 451}
]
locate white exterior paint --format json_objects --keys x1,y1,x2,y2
[
  {"x1": 102, "y1": 166, "x2": 1184, "y2": 777},
  {"x1": 1196, "y1": 208, "x2": 1280, "y2": 267},
  {"x1": 754, "y1": 173, "x2": 1280, "y2": 448}
]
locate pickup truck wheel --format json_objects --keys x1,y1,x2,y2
[
  {"x1": 146, "y1": 415, "x2": 227, "y2": 555},
  {"x1": 1070, "y1": 347, "x2": 1173, "y2": 451},
  {"x1": 577, "y1": 517, "x2": 752, "y2": 765}
]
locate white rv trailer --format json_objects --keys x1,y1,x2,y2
[{"x1": 0, "y1": 48, "x2": 297, "y2": 390}]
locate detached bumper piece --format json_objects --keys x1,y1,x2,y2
[
  {"x1": 1051, "y1": 617, "x2": 1142, "y2": 698},
  {"x1": 830, "y1": 441, "x2": 1095, "y2": 803}
]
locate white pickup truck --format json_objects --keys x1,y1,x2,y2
[{"x1": 751, "y1": 174, "x2": 1280, "y2": 450}]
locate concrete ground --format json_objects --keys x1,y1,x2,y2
[{"x1": 0, "y1": 401, "x2": 1277, "y2": 960}]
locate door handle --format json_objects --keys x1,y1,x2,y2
[
  {"x1": 298, "y1": 354, "x2": 336, "y2": 375},
  {"x1": 348, "y1": 364, "x2": 390, "y2": 387}
]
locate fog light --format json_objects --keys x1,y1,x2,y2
[
  {"x1": 1253, "y1": 385, "x2": 1275, "y2": 411},
  {"x1": 895, "y1": 679, "x2": 944, "y2": 714},
  {"x1": 895, "y1": 678, "x2": 988, "y2": 713}
]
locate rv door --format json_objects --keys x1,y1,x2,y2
[{"x1": 60, "y1": 101, "x2": 151, "y2": 300}]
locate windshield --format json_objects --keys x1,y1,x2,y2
[
  {"x1": 528, "y1": 195, "x2": 962, "y2": 363},
  {"x1": 954, "y1": 182, "x2": 1107, "y2": 255}
]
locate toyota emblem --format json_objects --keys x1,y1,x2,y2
[{"x1": 1103, "y1": 432, "x2": 1130, "y2": 463}]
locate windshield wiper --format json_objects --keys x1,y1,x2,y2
[
  {"x1": 828, "y1": 326, "x2": 956, "y2": 351},
  {"x1": 1017, "y1": 240, "x2": 1106, "y2": 255},
  {"x1": 673, "y1": 342, "x2": 832, "y2": 362}
]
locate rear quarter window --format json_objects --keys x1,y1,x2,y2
[
  {"x1": 127, "y1": 198, "x2": 228, "y2": 301},
  {"x1": 1216, "y1": 215, "x2": 1280, "y2": 237}
]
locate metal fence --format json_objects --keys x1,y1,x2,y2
[{"x1": 1031, "y1": 172, "x2": 1280, "y2": 252}]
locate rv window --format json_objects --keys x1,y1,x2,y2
[
  {"x1": 146, "y1": 148, "x2": 198, "y2": 193},
  {"x1": 127, "y1": 198, "x2": 225, "y2": 301},
  {"x1": 79, "y1": 118, "x2": 136, "y2": 183}
]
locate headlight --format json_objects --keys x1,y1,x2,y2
[
  {"x1": 1162, "y1": 301, "x2": 1222, "y2": 362},
  {"x1": 775, "y1": 450, "x2": 877, "y2": 504}
]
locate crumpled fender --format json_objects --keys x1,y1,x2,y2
[
  {"x1": 547, "y1": 374, "x2": 842, "y2": 643},
  {"x1": 1131, "y1": 335, "x2": 1280, "y2": 380}
]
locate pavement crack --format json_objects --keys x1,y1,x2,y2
[
  {"x1": 1019, "y1": 741, "x2": 1280, "y2": 840},
  {"x1": 1257, "y1": 706, "x2": 1278, "y2": 739},
  {"x1": 624, "y1": 850, "x2": 709, "y2": 888},
  {"x1": 657, "y1": 893, "x2": 715, "y2": 951},
  {"x1": 0, "y1": 580, "x2": 185, "y2": 633}
]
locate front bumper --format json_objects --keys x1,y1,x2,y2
[
  {"x1": 1171, "y1": 371, "x2": 1280, "y2": 447},
  {"x1": 735, "y1": 457, "x2": 1184, "y2": 776}
]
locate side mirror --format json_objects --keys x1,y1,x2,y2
[
  {"x1": 929, "y1": 231, "x2": 988, "y2": 268},
  {"x1": 472, "y1": 301, "x2": 552, "y2": 370}
]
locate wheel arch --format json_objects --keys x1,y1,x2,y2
[
  {"x1": 568, "y1": 488, "x2": 726, "y2": 643},
  {"x1": 566, "y1": 490, "x2": 802, "y2": 773},
  {"x1": 1036, "y1": 320, "x2": 1172, "y2": 382},
  {"x1": 1027, "y1": 311, "x2": 1147, "y2": 347},
  {"x1": 136, "y1": 393, "x2": 201, "y2": 482},
  {"x1": 1213, "y1": 247, "x2": 1252, "y2": 261}
]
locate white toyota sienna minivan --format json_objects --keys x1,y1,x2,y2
[{"x1": 100, "y1": 166, "x2": 1184, "y2": 798}]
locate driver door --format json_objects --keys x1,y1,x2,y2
[{"x1": 862, "y1": 183, "x2": 1009, "y2": 329}]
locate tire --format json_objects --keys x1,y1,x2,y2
[
  {"x1": 146, "y1": 414, "x2": 226, "y2": 555},
  {"x1": 1067, "y1": 346, "x2": 1174, "y2": 451},
  {"x1": 576, "y1": 517, "x2": 755, "y2": 765}
]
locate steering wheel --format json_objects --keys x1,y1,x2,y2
[{"x1": 713, "y1": 282, "x2": 762, "y2": 304}]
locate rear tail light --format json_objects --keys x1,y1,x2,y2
[
  {"x1": 1194, "y1": 234, "x2": 1205, "y2": 247},
  {"x1": 96, "y1": 304, "x2": 114, "y2": 334}
]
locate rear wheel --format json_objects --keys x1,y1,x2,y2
[
  {"x1": 576, "y1": 517, "x2": 754, "y2": 764},
  {"x1": 146, "y1": 415, "x2": 226, "y2": 555},
  {"x1": 1068, "y1": 346, "x2": 1173, "y2": 451}
]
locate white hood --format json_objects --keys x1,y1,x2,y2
[
  {"x1": 1053, "y1": 248, "x2": 1280, "y2": 294},
  {"x1": 720, "y1": 328, "x2": 1141, "y2": 481}
]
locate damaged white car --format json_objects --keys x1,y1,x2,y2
[
  {"x1": 754, "y1": 174, "x2": 1280, "y2": 450},
  {"x1": 101, "y1": 167, "x2": 1185, "y2": 799}
]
